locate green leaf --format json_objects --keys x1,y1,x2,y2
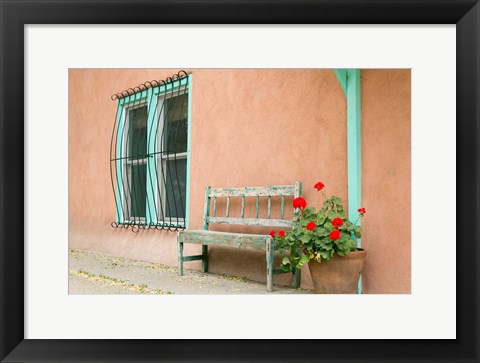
[
  {"x1": 320, "y1": 250, "x2": 333, "y2": 260},
  {"x1": 318, "y1": 229, "x2": 329, "y2": 237},
  {"x1": 300, "y1": 255, "x2": 309, "y2": 263},
  {"x1": 303, "y1": 207, "x2": 316, "y2": 218},
  {"x1": 300, "y1": 255, "x2": 309, "y2": 264},
  {"x1": 300, "y1": 235, "x2": 311, "y2": 244},
  {"x1": 282, "y1": 257, "x2": 290, "y2": 265}
]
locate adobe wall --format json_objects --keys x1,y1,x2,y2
[
  {"x1": 361, "y1": 69, "x2": 411, "y2": 293},
  {"x1": 69, "y1": 68, "x2": 410, "y2": 293}
]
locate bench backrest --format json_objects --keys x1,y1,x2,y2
[{"x1": 202, "y1": 182, "x2": 302, "y2": 230}]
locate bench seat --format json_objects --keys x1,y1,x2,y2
[{"x1": 178, "y1": 230, "x2": 269, "y2": 250}]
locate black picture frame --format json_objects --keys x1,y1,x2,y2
[{"x1": 1, "y1": 1, "x2": 478, "y2": 362}]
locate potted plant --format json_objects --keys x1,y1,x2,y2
[{"x1": 270, "y1": 181, "x2": 366, "y2": 294}]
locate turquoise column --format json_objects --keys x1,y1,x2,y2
[
  {"x1": 346, "y1": 69, "x2": 362, "y2": 247},
  {"x1": 334, "y1": 69, "x2": 362, "y2": 294}
]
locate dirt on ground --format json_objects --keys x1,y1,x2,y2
[{"x1": 68, "y1": 250, "x2": 313, "y2": 295}]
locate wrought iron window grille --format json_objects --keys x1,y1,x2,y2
[{"x1": 110, "y1": 70, "x2": 190, "y2": 233}]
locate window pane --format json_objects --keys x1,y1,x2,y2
[
  {"x1": 130, "y1": 164, "x2": 146, "y2": 218},
  {"x1": 163, "y1": 93, "x2": 188, "y2": 153},
  {"x1": 128, "y1": 106, "x2": 147, "y2": 160},
  {"x1": 165, "y1": 159, "x2": 187, "y2": 220}
]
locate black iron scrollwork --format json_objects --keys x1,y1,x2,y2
[{"x1": 109, "y1": 70, "x2": 190, "y2": 233}]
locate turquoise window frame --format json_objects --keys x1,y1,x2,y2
[{"x1": 114, "y1": 75, "x2": 192, "y2": 228}]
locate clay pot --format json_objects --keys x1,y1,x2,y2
[{"x1": 308, "y1": 249, "x2": 367, "y2": 294}]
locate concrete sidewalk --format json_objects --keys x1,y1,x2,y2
[{"x1": 69, "y1": 250, "x2": 313, "y2": 295}]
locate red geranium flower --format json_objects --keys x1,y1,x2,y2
[
  {"x1": 306, "y1": 221, "x2": 316, "y2": 231},
  {"x1": 330, "y1": 230, "x2": 341, "y2": 240},
  {"x1": 314, "y1": 181, "x2": 325, "y2": 191},
  {"x1": 269, "y1": 231, "x2": 276, "y2": 237},
  {"x1": 292, "y1": 197, "x2": 307, "y2": 210},
  {"x1": 331, "y1": 217, "x2": 344, "y2": 229},
  {"x1": 357, "y1": 207, "x2": 366, "y2": 215},
  {"x1": 278, "y1": 230, "x2": 285, "y2": 238}
]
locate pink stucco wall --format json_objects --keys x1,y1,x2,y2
[
  {"x1": 361, "y1": 69, "x2": 411, "y2": 293},
  {"x1": 69, "y1": 68, "x2": 411, "y2": 293}
]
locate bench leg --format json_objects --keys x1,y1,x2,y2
[
  {"x1": 266, "y1": 236, "x2": 274, "y2": 292},
  {"x1": 202, "y1": 245, "x2": 208, "y2": 273},
  {"x1": 292, "y1": 268, "x2": 301, "y2": 289},
  {"x1": 178, "y1": 240, "x2": 184, "y2": 276}
]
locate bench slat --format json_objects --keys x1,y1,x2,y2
[
  {"x1": 202, "y1": 186, "x2": 211, "y2": 230},
  {"x1": 207, "y1": 217, "x2": 292, "y2": 227},
  {"x1": 267, "y1": 196, "x2": 271, "y2": 219},
  {"x1": 179, "y1": 231, "x2": 267, "y2": 250},
  {"x1": 181, "y1": 254, "x2": 204, "y2": 262},
  {"x1": 209, "y1": 185, "x2": 296, "y2": 197}
]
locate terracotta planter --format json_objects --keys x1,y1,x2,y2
[{"x1": 308, "y1": 249, "x2": 367, "y2": 294}]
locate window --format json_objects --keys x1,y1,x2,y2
[
  {"x1": 110, "y1": 71, "x2": 191, "y2": 231},
  {"x1": 126, "y1": 104, "x2": 148, "y2": 219}
]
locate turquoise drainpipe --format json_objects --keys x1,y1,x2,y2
[{"x1": 334, "y1": 69, "x2": 362, "y2": 294}]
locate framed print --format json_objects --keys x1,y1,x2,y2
[{"x1": 1, "y1": 1, "x2": 479, "y2": 362}]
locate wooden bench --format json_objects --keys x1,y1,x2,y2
[{"x1": 177, "y1": 182, "x2": 302, "y2": 292}]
